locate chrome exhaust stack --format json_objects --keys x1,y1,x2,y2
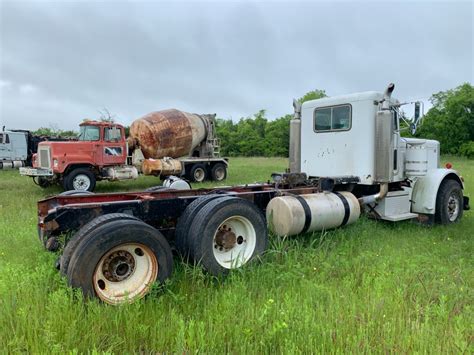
[{"x1": 289, "y1": 99, "x2": 302, "y2": 173}]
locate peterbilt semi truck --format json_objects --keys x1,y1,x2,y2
[
  {"x1": 33, "y1": 84, "x2": 469, "y2": 304},
  {"x1": 20, "y1": 109, "x2": 228, "y2": 191}
]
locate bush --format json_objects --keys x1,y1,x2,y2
[{"x1": 459, "y1": 141, "x2": 474, "y2": 159}]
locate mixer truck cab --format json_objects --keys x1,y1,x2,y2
[
  {"x1": 20, "y1": 110, "x2": 228, "y2": 191},
  {"x1": 20, "y1": 121, "x2": 135, "y2": 191}
]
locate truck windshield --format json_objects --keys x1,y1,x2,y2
[{"x1": 78, "y1": 126, "x2": 100, "y2": 141}]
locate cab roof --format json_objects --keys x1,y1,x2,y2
[{"x1": 79, "y1": 120, "x2": 124, "y2": 129}]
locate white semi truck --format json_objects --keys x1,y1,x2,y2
[{"x1": 35, "y1": 83, "x2": 469, "y2": 304}]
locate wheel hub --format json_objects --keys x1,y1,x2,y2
[
  {"x1": 102, "y1": 250, "x2": 135, "y2": 282},
  {"x1": 215, "y1": 225, "x2": 237, "y2": 250},
  {"x1": 447, "y1": 194, "x2": 459, "y2": 221},
  {"x1": 73, "y1": 174, "x2": 90, "y2": 190}
]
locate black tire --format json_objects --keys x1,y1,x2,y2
[
  {"x1": 63, "y1": 168, "x2": 96, "y2": 192},
  {"x1": 435, "y1": 179, "x2": 464, "y2": 224},
  {"x1": 189, "y1": 197, "x2": 268, "y2": 276},
  {"x1": 67, "y1": 219, "x2": 173, "y2": 304},
  {"x1": 189, "y1": 164, "x2": 207, "y2": 183},
  {"x1": 175, "y1": 195, "x2": 231, "y2": 260},
  {"x1": 60, "y1": 213, "x2": 140, "y2": 275},
  {"x1": 35, "y1": 177, "x2": 51, "y2": 188},
  {"x1": 59, "y1": 190, "x2": 95, "y2": 196},
  {"x1": 210, "y1": 163, "x2": 227, "y2": 181}
]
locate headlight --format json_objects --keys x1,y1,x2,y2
[{"x1": 53, "y1": 159, "x2": 59, "y2": 168}]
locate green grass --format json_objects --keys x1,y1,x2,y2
[{"x1": 0, "y1": 156, "x2": 472, "y2": 353}]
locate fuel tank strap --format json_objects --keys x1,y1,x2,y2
[
  {"x1": 333, "y1": 192, "x2": 350, "y2": 226},
  {"x1": 293, "y1": 195, "x2": 312, "y2": 234}
]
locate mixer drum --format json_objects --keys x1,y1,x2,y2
[{"x1": 129, "y1": 109, "x2": 207, "y2": 159}]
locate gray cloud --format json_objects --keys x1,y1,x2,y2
[{"x1": 0, "y1": 0, "x2": 472, "y2": 130}]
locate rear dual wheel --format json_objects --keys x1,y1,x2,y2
[
  {"x1": 176, "y1": 196, "x2": 268, "y2": 275},
  {"x1": 65, "y1": 217, "x2": 173, "y2": 304},
  {"x1": 188, "y1": 163, "x2": 227, "y2": 182}
]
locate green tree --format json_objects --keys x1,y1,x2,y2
[
  {"x1": 416, "y1": 83, "x2": 474, "y2": 156},
  {"x1": 215, "y1": 89, "x2": 328, "y2": 157},
  {"x1": 298, "y1": 89, "x2": 327, "y2": 103}
]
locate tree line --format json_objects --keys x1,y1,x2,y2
[{"x1": 32, "y1": 84, "x2": 473, "y2": 158}]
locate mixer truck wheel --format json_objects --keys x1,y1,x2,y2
[
  {"x1": 175, "y1": 195, "x2": 234, "y2": 261},
  {"x1": 63, "y1": 168, "x2": 96, "y2": 192},
  {"x1": 189, "y1": 197, "x2": 268, "y2": 275},
  {"x1": 66, "y1": 219, "x2": 173, "y2": 304},
  {"x1": 210, "y1": 163, "x2": 227, "y2": 181},
  {"x1": 189, "y1": 164, "x2": 207, "y2": 183},
  {"x1": 435, "y1": 179, "x2": 463, "y2": 224}
]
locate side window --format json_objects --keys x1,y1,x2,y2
[
  {"x1": 314, "y1": 104, "x2": 352, "y2": 132},
  {"x1": 0, "y1": 133, "x2": 3, "y2": 144},
  {"x1": 5, "y1": 134, "x2": 9, "y2": 143},
  {"x1": 104, "y1": 127, "x2": 122, "y2": 142},
  {"x1": 315, "y1": 108, "x2": 331, "y2": 131}
]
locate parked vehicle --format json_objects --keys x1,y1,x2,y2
[
  {"x1": 34, "y1": 84, "x2": 469, "y2": 304},
  {"x1": 0, "y1": 130, "x2": 28, "y2": 169},
  {"x1": 0, "y1": 128, "x2": 70, "y2": 169},
  {"x1": 20, "y1": 109, "x2": 228, "y2": 191}
]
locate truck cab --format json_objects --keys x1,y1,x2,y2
[
  {"x1": 0, "y1": 130, "x2": 28, "y2": 169},
  {"x1": 291, "y1": 83, "x2": 468, "y2": 223},
  {"x1": 20, "y1": 121, "x2": 136, "y2": 191}
]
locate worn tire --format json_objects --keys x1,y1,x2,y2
[
  {"x1": 60, "y1": 213, "x2": 140, "y2": 275},
  {"x1": 435, "y1": 179, "x2": 463, "y2": 224},
  {"x1": 189, "y1": 197, "x2": 268, "y2": 276},
  {"x1": 175, "y1": 195, "x2": 232, "y2": 260},
  {"x1": 189, "y1": 164, "x2": 207, "y2": 183},
  {"x1": 210, "y1": 163, "x2": 227, "y2": 181},
  {"x1": 63, "y1": 168, "x2": 96, "y2": 192},
  {"x1": 67, "y1": 219, "x2": 173, "y2": 304}
]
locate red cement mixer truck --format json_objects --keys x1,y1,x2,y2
[{"x1": 20, "y1": 109, "x2": 228, "y2": 191}]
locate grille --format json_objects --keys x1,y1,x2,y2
[{"x1": 39, "y1": 147, "x2": 51, "y2": 168}]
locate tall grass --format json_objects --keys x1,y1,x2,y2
[{"x1": 0, "y1": 156, "x2": 472, "y2": 353}]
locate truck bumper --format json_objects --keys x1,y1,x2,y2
[{"x1": 19, "y1": 167, "x2": 53, "y2": 177}]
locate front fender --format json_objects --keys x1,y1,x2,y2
[{"x1": 411, "y1": 169, "x2": 464, "y2": 215}]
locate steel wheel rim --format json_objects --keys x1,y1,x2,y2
[
  {"x1": 72, "y1": 174, "x2": 91, "y2": 191},
  {"x1": 194, "y1": 168, "x2": 205, "y2": 182},
  {"x1": 447, "y1": 193, "x2": 460, "y2": 222},
  {"x1": 212, "y1": 216, "x2": 256, "y2": 269},
  {"x1": 93, "y1": 243, "x2": 158, "y2": 304},
  {"x1": 215, "y1": 167, "x2": 225, "y2": 181}
]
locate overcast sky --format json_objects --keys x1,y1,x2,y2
[{"x1": 0, "y1": 0, "x2": 472, "y2": 131}]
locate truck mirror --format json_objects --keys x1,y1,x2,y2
[{"x1": 414, "y1": 102, "x2": 421, "y2": 122}]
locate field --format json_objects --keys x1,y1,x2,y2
[{"x1": 0, "y1": 156, "x2": 472, "y2": 353}]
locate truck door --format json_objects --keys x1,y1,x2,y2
[
  {"x1": 12, "y1": 133, "x2": 28, "y2": 161},
  {"x1": 0, "y1": 133, "x2": 11, "y2": 160},
  {"x1": 102, "y1": 126, "x2": 126, "y2": 166}
]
